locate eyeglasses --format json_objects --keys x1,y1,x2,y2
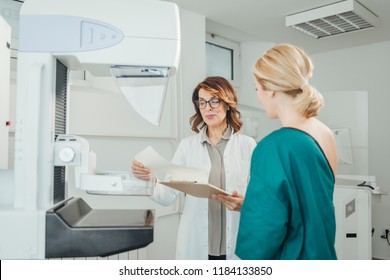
[{"x1": 194, "y1": 97, "x2": 221, "y2": 109}]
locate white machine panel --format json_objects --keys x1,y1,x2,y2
[
  {"x1": 0, "y1": 16, "x2": 11, "y2": 169},
  {"x1": 334, "y1": 185, "x2": 372, "y2": 259}
]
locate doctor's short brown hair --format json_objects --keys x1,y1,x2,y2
[{"x1": 189, "y1": 76, "x2": 242, "y2": 133}]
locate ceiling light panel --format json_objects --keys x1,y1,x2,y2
[{"x1": 285, "y1": 0, "x2": 379, "y2": 39}]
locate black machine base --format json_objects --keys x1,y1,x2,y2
[{"x1": 46, "y1": 197, "x2": 154, "y2": 258}]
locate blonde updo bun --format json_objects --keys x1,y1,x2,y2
[{"x1": 253, "y1": 43, "x2": 324, "y2": 117}]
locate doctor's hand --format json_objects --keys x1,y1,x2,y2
[
  {"x1": 212, "y1": 191, "x2": 244, "y2": 212},
  {"x1": 131, "y1": 160, "x2": 155, "y2": 181}
]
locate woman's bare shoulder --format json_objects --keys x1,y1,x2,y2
[{"x1": 312, "y1": 120, "x2": 338, "y2": 175}]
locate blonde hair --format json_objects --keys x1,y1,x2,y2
[{"x1": 253, "y1": 43, "x2": 324, "y2": 118}]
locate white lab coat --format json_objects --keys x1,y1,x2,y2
[{"x1": 151, "y1": 127, "x2": 256, "y2": 260}]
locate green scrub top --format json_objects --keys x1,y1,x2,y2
[{"x1": 236, "y1": 127, "x2": 337, "y2": 260}]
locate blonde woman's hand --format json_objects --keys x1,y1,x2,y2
[{"x1": 212, "y1": 191, "x2": 244, "y2": 212}]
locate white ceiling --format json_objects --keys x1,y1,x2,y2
[{"x1": 164, "y1": 0, "x2": 390, "y2": 54}]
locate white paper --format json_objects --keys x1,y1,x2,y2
[{"x1": 134, "y1": 146, "x2": 208, "y2": 182}]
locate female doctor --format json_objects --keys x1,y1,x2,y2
[{"x1": 132, "y1": 76, "x2": 256, "y2": 260}]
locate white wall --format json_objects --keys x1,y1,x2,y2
[{"x1": 178, "y1": 9, "x2": 206, "y2": 138}]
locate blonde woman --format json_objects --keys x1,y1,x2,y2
[{"x1": 236, "y1": 44, "x2": 338, "y2": 260}]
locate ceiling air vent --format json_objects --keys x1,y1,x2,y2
[{"x1": 285, "y1": 0, "x2": 379, "y2": 39}]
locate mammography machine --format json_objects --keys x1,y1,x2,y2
[
  {"x1": 0, "y1": 15, "x2": 11, "y2": 170},
  {"x1": 0, "y1": 0, "x2": 180, "y2": 259}
]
